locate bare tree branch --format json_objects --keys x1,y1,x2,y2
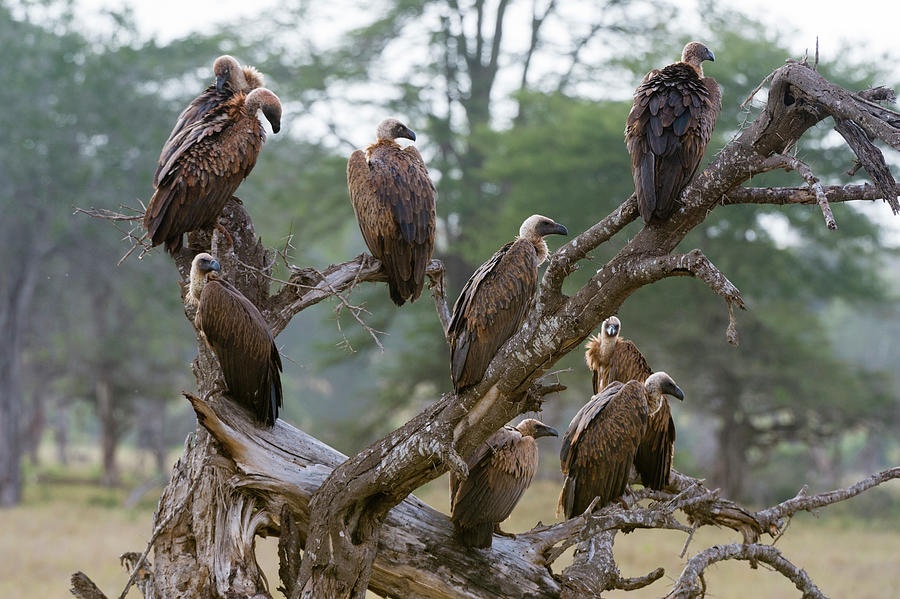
[
  {"x1": 722, "y1": 183, "x2": 894, "y2": 206},
  {"x1": 667, "y1": 543, "x2": 827, "y2": 599}
]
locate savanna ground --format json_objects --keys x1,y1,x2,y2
[{"x1": 3, "y1": 443, "x2": 899, "y2": 599}]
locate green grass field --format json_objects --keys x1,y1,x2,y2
[{"x1": 2, "y1": 455, "x2": 898, "y2": 599}]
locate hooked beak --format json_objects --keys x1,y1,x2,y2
[
  {"x1": 549, "y1": 223, "x2": 568, "y2": 236},
  {"x1": 402, "y1": 126, "x2": 416, "y2": 142},
  {"x1": 208, "y1": 259, "x2": 221, "y2": 272},
  {"x1": 534, "y1": 423, "x2": 559, "y2": 438},
  {"x1": 605, "y1": 324, "x2": 618, "y2": 336},
  {"x1": 705, "y1": 49, "x2": 715, "y2": 62},
  {"x1": 263, "y1": 105, "x2": 282, "y2": 134},
  {"x1": 665, "y1": 382, "x2": 685, "y2": 401},
  {"x1": 215, "y1": 74, "x2": 226, "y2": 92}
]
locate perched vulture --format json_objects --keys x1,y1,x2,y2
[
  {"x1": 584, "y1": 316, "x2": 681, "y2": 490},
  {"x1": 144, "y1": 87, "x2": 282, "y2": 254},
  {"x1": 188, "y1": 253, "x2": 283, "y2": 427},
  {"x1": 558, "y1": 372, "x2": 684, "y2": 519},
  {"x1": 625, "y1": 41, "x2": 721, "y2": 224},
  {"x1": 450, "y1": 418, "x2": 558, "y2": 548},
  {"x1": 347, "y1": 118, "x2": 437, "y2": 306},
  {"x1": 448, "y1": 215, "x2": 568, "y2": 390},
  {"x1": 154, "y1": 55, "x2": 264, "y2": 186}
]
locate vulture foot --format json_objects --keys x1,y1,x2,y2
[{"x1": 493, "y1": 525, "x2": 517, "y2": 540}]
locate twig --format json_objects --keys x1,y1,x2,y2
[
  {"x1": 770, "y1": 153, "x2": 837, "y2": 229},
  {"x1": 741, "y1": 68, "x2": 778, "y2": 109}
]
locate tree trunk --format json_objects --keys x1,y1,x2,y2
[
  {"x1": 54, "y1": 396, "x2": 70, "y2": 466},
  {"x1": 0, "y1": 254, "x2": 41, "y2": 506},
  {"x1": 96, "y1": 378, "x2": 119, "y2": 487},
  {"x1": 714, "y1": 392, "x2": 749, "y2": 500}
]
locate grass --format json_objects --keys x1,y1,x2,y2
[{"x1": 3, "y1": 451, "x2": 898, "y2": 599}]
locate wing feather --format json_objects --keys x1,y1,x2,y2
[
  {"x1": 559, "y1": 381, "x2": 648, "y2": 518},
  {"x1": 634, "y1": 399, "x2": 676, "y2": 489},
  {"x1": 625, "y1": 62, "x2": 721, "y2": 223},
  {"x1": 197, "y1": 278, "x2": 282, "y2": 426},
  {"x1": 448, "y1": 240, "x2": 537, "y2": 390}
]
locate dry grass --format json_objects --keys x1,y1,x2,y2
[{"x1": 3, "y1": 465, "x2": 898, "y2": 599}]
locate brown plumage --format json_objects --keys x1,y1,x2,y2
[
  {"x1": 450, "y1": 419, "x2": 558, "y2": 548},
  {"x1": 154, "y1": 55, "x2": 264, "y2": 187},
  {"x1": 347, "y1": 118, "x2": 437, "y2": 306},
  {"x1": 188, "y1": 253, "x2": 283, "y2": 427},
  {"x1": 145, "y1": 87, "x2": 282, "y2": 254},
  {"x1": 448, "y1": 215, "x2": 567, "y2": 390},
  {"x1": 584, "y1": 316, "x2": 682, "y2": 490},
  {"x1": 558, "y1": 373, "x2": 683, "y2": 519},
  {"x1": 625, "y1": 41, "x2": 721, "y2": 223}
]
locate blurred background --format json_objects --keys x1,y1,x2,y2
[{"x1": 1, "y1": 0, "x2": 899, "y2": 596}]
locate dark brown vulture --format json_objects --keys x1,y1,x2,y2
[
  {"x1": 144, "y1": 87, "x2": 282, "y2": 254},
  {"x1": 447, "y1": 215, "x2": 568, "y2": 390},
  {"x1": 154, "y1": 55, "x2": 264, "y2": 186},
  {"x1": 450, "y1": 418, "x2": 558, "y2": 548},
  {"x1": 558, "y1": 372, "x2": 684, "y2": 519},
  {"x1": 347, "y1": 118, "x2": 437, "y2": 306},
  {"x1": 188, "y1": 253, "x2": 283, "y2": 427},
  {"x1": 585, "y1": 316, "x2": 682, "y2": 490},
  {"x1": 625, "y1": 41, "x2": 721, "y2": 224}
]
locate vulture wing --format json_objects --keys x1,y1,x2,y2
[
  {"x1": 625, "y1": 63, "x2": 721, "y2": 223},
  {"x1": 607, "y1": 338, "x2": 653, "y2": 385},
  {"x1": 558, "y1": 381, "x2": 648, "y2": 518},
  {"x1": 448, "y1": 239, "x2": 538, "y2": 390},
  {"x1": 634, "y1": 399, "x2": 675, "y2": 489},
  {"x1": 347, "y1": 143, "x2": 436, "y2": 306},
  {"x1": 144, "y1": 93, "x2": 264, "y2": 254},
  {"x1": 154, "y1": 84, "x2": 229, "y2": 187},
  {"x1": 451, "y1": 426, "x2": 537, "y2": 547},
  {"x1": 197, "y1": 278, "x2": 282, "y2": 426}
]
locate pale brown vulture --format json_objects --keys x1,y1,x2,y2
[
  {"x1": 585, "y1": 316, "x2": 682, "y2": 490},
  {"x1": 188, "y1": 253, "x2": 283, "y2": 427},
  {"x1": 625, "y1": 41, "x2": 721, "y2": 224},
  {"x1": 144, "y1": 87, "x2": 282, "y2": 254},
  {"x1": 558, "y1": 372, "x2": 683, "y2": 519},
  {"x1": 155, "y1": 55, "x2": 264, "y2": 185},
  {"x1": 448, "y1": 215, "x2": 568, "y2": 390},
  {"x1": 347, "y1": 118, "x2": 437, "y2": 306},
  {"x1": 450, "y1": 418, "x2": 558, "y2": 548}
]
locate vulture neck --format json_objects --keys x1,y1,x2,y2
[
  {"x1": 600, "y1": 334, "x2": 617, "y2": 366},
  {"x1": 189, "y1": 271, "x2": 211, "y2": 306},
  {"x1": 683, "y1": 61, "x2": 704, "y2": 78},
  {"x1": 645, "y1": 387, "x2": 664, "y2": 413},
  {"x1": 518, "y1": 234, "x2": 549, "y2": 265},
  {"x1": 366, "y1": 139, "x2": 400, "y2": 159}
]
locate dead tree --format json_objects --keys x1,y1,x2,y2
[{"x1": 73, "y1": 60, "x2": 900, "y2": 599}]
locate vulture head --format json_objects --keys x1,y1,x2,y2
[
  {"x1": 681, "y1": 42, "x2": 715, "y2": 76},
  {"x1": 376, "y1": 118, "x2": 417, "y2": 142},
  {"x1": 245, "y1": 88, "x2": 282, "y2": 134},
  {"x1": 519, "y1": 215, "x2": 568, "y2": 265},
  {"x1": 188, "y1": 252, "x2": 221, "y2": 304},
  {"x1": 602, "y1": 316, "x2": 621, "y2": 340},
  {"x1": 214, "y1": 55, "x2": 247, "y2": 92},
  {"x1": 516, "y1": 418, "x2": 559, "y2": 439},
  {"x1": 645, "y1": 372, "x2": 685, "y2": 402}
]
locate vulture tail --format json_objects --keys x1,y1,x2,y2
[{"x1": 455, "y1": 522, "x2": 494, "y2": 548}]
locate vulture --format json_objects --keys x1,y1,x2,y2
[
  {"x1": 585, "y1": 316, "x2": 681, "y2": 490},
  {"x1": 450, "y1": 418, "x2": 559, "y2": 548},
  {"x1": 558, "y1": 372, "x2": 684, "y2": 519},
  {"x1": 188, "y1": 253, "x2": 283, "y2": 427},
  {"x1": 625, "y1": 41, "x2": 721, "y2": 224},
  {"x1": 447, "y1": 215, "x2": 568, "y2": 390},
  {"x1": 347, "y1": 118, "x2": 437, "y2": 306},
  {"x1": 155, "y1": 55, "x2": 264, "y2": 183},
  {"x1": 144, "y1": 86, "x2": 282, "y2": 254}
]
